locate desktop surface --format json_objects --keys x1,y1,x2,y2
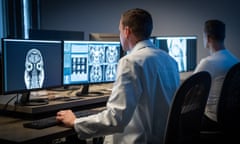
[
  {"x1": 180, "y1": 71, "x2": 193, "y2": 83},
  {"x1": 0, "y1": 83, "x2": 111, "y2": 143},
  {"x1": 0, "y1": 83, "x2": 112, "y2": 117},
  {"x1": 0, "y1": 115, "x2": 74, "y2": 143}
]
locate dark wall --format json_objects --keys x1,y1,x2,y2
[{"x1": 39, "y1": 0, "x2": 240, "y2": 63}]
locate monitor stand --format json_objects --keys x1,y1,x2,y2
[
  {"x1": 75, "y1": 84, "x2": 104, "y2": 97},
  {"x1": 15, "y1": 92, "x2": 49, "y2": 106}
]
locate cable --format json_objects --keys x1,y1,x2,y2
[{"x1": 1, "y1": 94, "x2": 18, "y2": 111}]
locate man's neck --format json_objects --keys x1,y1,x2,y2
[{"x1": 210, "y1": 42, "x2": 225, "y2": 53}]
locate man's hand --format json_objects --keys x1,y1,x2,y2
[{"x1": 56, "y1": 110, "x2": 76, "y2": 127}]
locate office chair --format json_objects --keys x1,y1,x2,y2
[
  {"x1": 200, "y1": 62, "x2": 240, "y2": 143},
  {"x1": 163, "y1": 71, "x2": 211, "y2": 144}
]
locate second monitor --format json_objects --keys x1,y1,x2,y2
[
  {"x1": 63, "y1": 41, "x2": 121, "y2": 89},
  {"x1": 152, "y1": 36, "x2": 197, "y2": 72}
]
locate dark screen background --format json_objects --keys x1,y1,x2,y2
[{"x1": 3, "y1": 39, "x2": 62, "y2": 93}]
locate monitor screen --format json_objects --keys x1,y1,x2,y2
[
  {"x1": 1, "y1": 39, "x2": 63, "y2": 94},
  {"x1": 153, "y1": 36, "x2": 197, "y2": 72},
  {"x1": 63, "y1": 41, "x2": 121, "y2": 86}
]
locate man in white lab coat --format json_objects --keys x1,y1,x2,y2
[{"x1": 56, "y1": 8, "x2": 180, "y2": 144}]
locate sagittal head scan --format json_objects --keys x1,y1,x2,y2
[{"x1": 24, "y1": 48, "x2": 45, "y2": 89}]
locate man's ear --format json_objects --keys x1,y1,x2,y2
[
  {"x1": 124, "y1": 26, "x2": 130, "y2": 39},
  {"x1": 207, "y1": 35, "x2": 212, "y2": 43},
  {"x1": 206, "y1": 35, "x2": 214, "y2": 48}
]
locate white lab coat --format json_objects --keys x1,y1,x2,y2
[{"x1": 74, "y1": 40, "x2": 180, "y2": 144}]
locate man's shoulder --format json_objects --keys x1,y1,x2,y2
[
  {"x1": 199, "y1": 56, "x2": 213, "y2": 64},
  {"x1": 194, "y1": 57, "x2": 214, "y2": 72}
]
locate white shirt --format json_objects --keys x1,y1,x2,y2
[
  {"x1": 74, "y1": 40, "x2": 180, "y2": 144},
  {"x1": 194, "y1": 49, "x2": 239, "y2": 121}
]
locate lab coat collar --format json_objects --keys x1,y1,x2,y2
[{"x1": 128, "y1": 39, "x2": 155, "y2": 54}]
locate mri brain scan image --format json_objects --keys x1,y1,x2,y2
[
  {"x1": 106, "y1": 46, "x2": 119, "y2": 63},
  {"x1": 24, "y1": 48, "x2": 44, "y2": 89},
  {"x1": 90, "y1": 65, "x2": 102, "y2": 82},
  {"x1": 89, "y1": 45, "x2": 105, "y2": 64},
  {"x1": 105, "y1": 64, "x2": 117, "y2": 81}
]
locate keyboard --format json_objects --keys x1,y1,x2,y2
[{"x1": 23, "y1": 108, "x2": 104, "y2": 129}]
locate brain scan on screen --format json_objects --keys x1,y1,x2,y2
[
  {"x1": 90, "y1": 65, "x2": 103, "y2": 82},
  {"x1": 63, "y1": 41, "x2": 121, "y2": 85},
  {"x1": 24, "y1": 48, "x2": 44, "y2": 89},
  {"x1": 106, "y1": 46, "x2": 119, "y2": 63},
  {"x1": 105, "y1": 64, "x2": 117, "y2": 81},
  {"x1": 89, "y1": 45, "x2": 105, "y2": 64}
]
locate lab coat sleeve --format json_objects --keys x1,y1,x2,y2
[{"x1": 74, "y1": 57, "x2": 143, "y2": 139}]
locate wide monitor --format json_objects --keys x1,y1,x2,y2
[
  {"x1": 152, "y1": 36, "x2": 197, "y2": 72},
  {"x1": 89, "y1": 33, "x2": 120, "y2": 41},
  {"x1": 63, "y1": 40, "x2": 121, "y2": 96},
  {"x1": 1, "y1": 38, "x2": 63, "y2": 105},
  {"x1": 29, "y1": 29, "x2": 84, "y2": 41}
]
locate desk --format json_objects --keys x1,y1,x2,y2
[
  {"x1": 0, "y1": 100, "x2": 107, "y2": 144},
  {"x1": 0, "y1": 84, "x2": 111, "y2": 143},
  {"x1": 0, "y1": 115, "x2": 76, "y2": 144},
  {"x1": 180, "y1": 71, "x2": 193, "y2": 83},
  {"x1": 0, "y1": 84, "x2": 112, "y2": 115}
]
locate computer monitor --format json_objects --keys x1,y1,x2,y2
[
  {"x1": 1, "y1": 38, "x2": 63, "y2": 105},
  {"x1": 29, "y1": 29, "x2": 84, "y2": 41},
  {"x1": 63, "y1": 40, "x2": 121, "y2": 96},
  {"x1": 152, "y1": 36, "x2": 197, "y2": 72},
  {"x1": 89, "y1": 33, "x2": 120, "y2": 41},
  {"x1": 28, "y1": 29, "x2": 85, "y2": 91}
]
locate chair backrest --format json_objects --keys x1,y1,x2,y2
[
  {"x1": 217, "y1": 62, "x2": 240, "y2": 132},
  {"x1": 164, "y1": 71, "x2": 211, "y2": 144}
]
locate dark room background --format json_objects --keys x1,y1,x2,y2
[
  {"x1": 39, "y1": 0, "x2": 240, "y2": 64},
  {"x1": 1, "y1": 0, "x2": 240, "y2": 64}
]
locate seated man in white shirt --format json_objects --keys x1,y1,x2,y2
[{"x1": 193, "y1": 19, "x2": 239, "y2": 129}]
